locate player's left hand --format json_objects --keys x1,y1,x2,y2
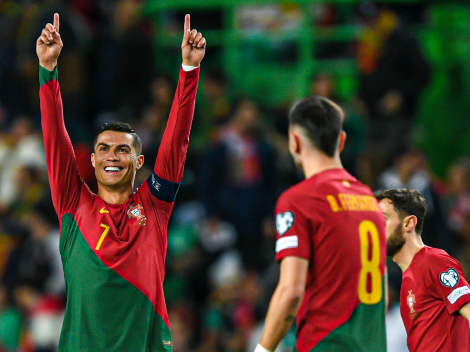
[{"x1": 181, "y1": 14, "x2": 206, "y2": 67}]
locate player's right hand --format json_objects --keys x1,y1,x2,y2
[{"x1": 37, "y1": 13, "x2": 63, "y2": 71}]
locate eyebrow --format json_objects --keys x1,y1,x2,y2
[
  {"x1": 97, "y1": 143, "x2": 131, "y2": 149},
  {"x1": 382, "y1": 212, "x2": 388, "y2": 217}
]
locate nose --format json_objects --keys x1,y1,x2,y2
[{"x1": 105, "y1": 150, "x2": 120, "y2": 161}]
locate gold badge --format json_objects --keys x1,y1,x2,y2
[
  {"x1": 407, "y1": 290, "x2": 416, "y2": 313},
  {"x1": 127, "y1": 203, "x2": 147, "y2": 226}
]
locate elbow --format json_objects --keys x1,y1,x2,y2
[{"x1": 278, "y1": 284, "x2": 305, "y2": 307}]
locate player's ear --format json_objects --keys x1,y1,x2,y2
[
  {"x1": 91, "y1": 153, "x2": 96, "y2": 168},
  {"x1": 338, "y1": 131, "x2": 346, "y2": 153},
  {"x1": 289, "y1": 129, "x2": 301, "y2": 156},
  {"x1": 136, "y1": 155, "x2": 144, "y2": 169},
  {"x1": 403, "y1": 215, "x2": 418, "y2": 233}
]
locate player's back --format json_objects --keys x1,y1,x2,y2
[{"x1": 275, "y1": 168, "x2": 387, "y2": 352}]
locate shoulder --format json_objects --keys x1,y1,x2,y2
[
  {"x1": 424, "y1": 247, "x2": 459, "y2": 266},
  {"x1": 420, "y1": 247, "x2": 463, "y2": 279},
  {"x1": 277, "y1": 181, "x2": 310, "y2": 208}
]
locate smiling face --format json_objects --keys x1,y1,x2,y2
[
  {"x1": 379, "y1": 198, "x2": 407, "y2": 257},
  {"x1": 91, "y1": 130, "x2": 144, "y2": 189}
]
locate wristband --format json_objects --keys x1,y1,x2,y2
[
  {"x1": 254, "y1": 344, "x2": 273, "y2": 352},
  {"x1": 182, "y1": 64, "x2": 199, "y2": 71}
]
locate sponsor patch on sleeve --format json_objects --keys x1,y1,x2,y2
[
  {"x1": 447, "y1": 286, "x2": 470, "y2": 304},
  {"x1": 276, "y1": 235, "x2": 298, "y2": 253},
  {"x1": 276, "y1": 211, "x2": 295, "y2": 236}
]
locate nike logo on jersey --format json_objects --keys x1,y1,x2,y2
[{"x1": 100, "y1": 207, "x2": 109, "y2": 213}]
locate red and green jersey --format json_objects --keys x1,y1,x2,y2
[
  {"x1": 275, "y1": 168, "x2": 387, "y2": 352},
  {"x1": 401, "y1": 246, "x2": 470, "y2": 351},
  {"x1": 39, "y1": 65, "x2": 199, "y2": 351}
]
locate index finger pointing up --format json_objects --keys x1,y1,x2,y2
[
  {"x1": 54, "y1": 13, "x2": 60, "y2": 32},
  {"x1": 184, "y1": 14, "x2": 190, "y2": 34}
]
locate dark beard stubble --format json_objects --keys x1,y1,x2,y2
[{"x1": 387, "y1": 224, "x2": 406, "y2": 257}]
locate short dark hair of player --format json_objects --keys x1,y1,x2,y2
[
  {"x1": 93, "y1": 122, "x2": 142, "y2": 155},
  {"x1": 288, "y1": 96, "x2": 344, "y2": 157},
  {"x1": 374, "y1": 188, "x2": 427, "y2": 234}
]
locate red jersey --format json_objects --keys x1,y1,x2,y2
[
  {"x1": 40, "y1": 65, "x2": 199, "y2": 351},
  {"x1": 401, "y1": 246, "x2": 470, "y2": 352},
  {"x1": 275, "y1": 168, "x2": 387, "y2": 352}
]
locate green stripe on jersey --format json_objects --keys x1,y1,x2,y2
[
  {"x1": 39, "y1": 65, "x2": 58, "y2": 87},
  {"x1": 59, "y1": 213, "x2": 172, "y2": 352},
  {"x1": 310, "y1": 279, "x2": 387, "y2": 352}
]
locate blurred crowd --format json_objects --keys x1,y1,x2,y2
[{"x1": 0, "y1": 1, "x2": 469, "y2": 352}]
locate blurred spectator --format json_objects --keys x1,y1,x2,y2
[
  {"x1": 309, "y1": 73, "x2": 366, "y2": 177},
  {"x1": 385, "y1": 284, "x2": 409, "y2": 352},
  {"x1": 14, "y1": 285, "x2": 63, "y2": 352},
  {"x1": 8, "y1": 166, "x2": 48, "y2": 221},
  {"x1": 90, "y1": 0, "x2": 154, "y2": 121},
  {"x1": 193, "y1": 69, "x2": 231, "y2": 150},
  {"x1": 443, "y1": 157, "x2": 470, "y2": 276},
  {"x1": 26, "y1": 203, "x2": 63, "y2": 296},
  {"x1": 137, "y1": 74, "x2": 175, "y2": 163},
  {"x1": 376, "y1": 148, "x2": 452, "y2": 253},
  {"x1": 2, "y1": 200, "x2": 62, "y2": 296},
  {"x1": 0, "y1": 117, "x2": 46, "y2": 209},
  {"x1": 203, "y1": 268, "x2": 261, "y2": 352},
  {"x1": 0, "y1": 284, "x2": 23, "y2": 352},
  {"x1": 455, "y1": 212, "x2": 470, "y2": 278},
  {"x1": 236, "y1": 4, "x2": 303, "y2": 32},
  {"x1": 169, "y1": 303, "x2": 198, "y2": 352},
  {"x1": 442, "y1": 157, "x2": 470, "y2": 235},
  {"x1": 356, "y1": 2, "x2": 430, "y2": 185},
  {"x1": 199, "y1": 98, "x2": 277, "y2": 269},
  {"x1": 0, "y1": 1, "x2": 24, "y2": 118},
  {"x1": 73, "y1": 142, "x2": 97, "y2": 193}
]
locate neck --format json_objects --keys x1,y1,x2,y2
[
  {"x1": 302, "y1": 151, "x2": 343, "y2": 179},
  {"x1": 392, "y1": 233, "x2": 425, "y2": 272},
  {"x1": 97, "y1": 183, "x2": 134, "y2": 205}
]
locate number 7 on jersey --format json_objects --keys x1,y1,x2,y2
[{"x1": 96, "y1": 223, "x2": 110, "y2": 250}]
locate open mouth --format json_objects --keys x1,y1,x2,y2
[{"x1": 104, "y1": 166, "x2": 124, "y2": 173}]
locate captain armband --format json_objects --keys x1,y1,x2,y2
[{"x1": 147, "y1": 172, "x2": 181, "y2": 202}]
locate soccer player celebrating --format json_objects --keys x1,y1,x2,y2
[
  {"x1": 376, "y1": 189, "x2": 470, "y2": 352},
  {"x1": 37, "y1": 13, "x2": 205, "y2": 351},
  {"x1": 256, "y1": 97, "x2": 387, "y2": 352}
]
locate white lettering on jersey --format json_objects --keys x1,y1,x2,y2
[
  {"x1": 448, "y1": 286, "x2": 470, "y2": 304},
  {"x1": 276, "y1": 235, "x2": 298, "y2": 253}
]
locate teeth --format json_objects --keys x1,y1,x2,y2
[{"x1": 105, "y1": 167, "x2": 122, "y2": 172}]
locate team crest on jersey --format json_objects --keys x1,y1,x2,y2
[
  {"x1": 127, "y1": 203, "x2": 147, "y2": 226},
  {"x1": 276, "y1": 211, "x2": 294, "y2": 236},
  {"x1": 407, "y1": 290, "x2": 416, "y2": 313},
  {"x1": 440, "y1": 268, "x2": 459, "y2": 288}
]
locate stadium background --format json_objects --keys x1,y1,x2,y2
[{"x1": 0, "y1": 0, "x2": 470, "y2": 351}]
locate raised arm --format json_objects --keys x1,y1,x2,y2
[
  {"x1": 151, "y1": 15, "x2": 205, "y2": 201},
  {"x1": 38, "y1": 14, "x2": 82, "y2": 217}
]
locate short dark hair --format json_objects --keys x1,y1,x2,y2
[
  {"x1": 374, "y1": 188, "x2": 427, "y2": 234},
  {"x1": 288, "y1": 96, "x2": 344, "y2": 157},
  {"x1": 94, "y1": 122, "x2": 142, "y2": 155}
]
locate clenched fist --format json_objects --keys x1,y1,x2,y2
[
  {"x1": 181, "y1": 14, "x2": 206, "y2": 67},
  {"x1": 36, "y1": 13, "x2": 63, "y2": 71}
]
